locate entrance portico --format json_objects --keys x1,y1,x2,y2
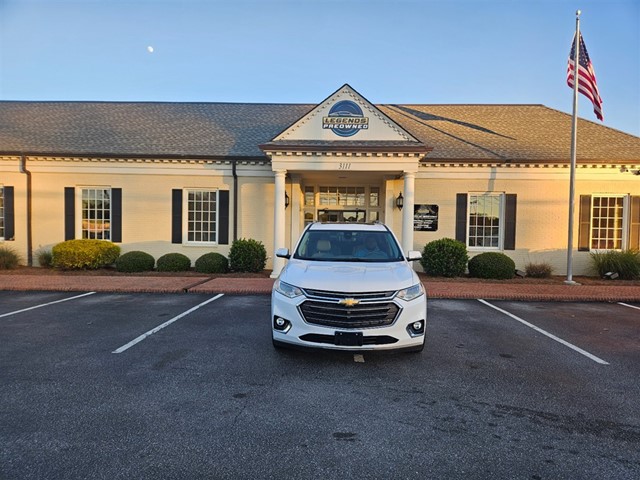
[{"x1": 260, "y1": 84, "x2": 431, "y2": 277}]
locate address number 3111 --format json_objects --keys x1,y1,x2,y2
[{"x1": 338, "y1": 162, "x2": 352, "y2": 170}]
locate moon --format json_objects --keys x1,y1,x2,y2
[{"x1": 147, "y1": 46, "x2": 154, "y2": 53}]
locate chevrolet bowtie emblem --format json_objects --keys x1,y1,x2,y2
[{"x1": 339, "y1": 298, "x2": 360, "y2": 307}]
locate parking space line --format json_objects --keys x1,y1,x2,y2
[
  {"x1": 0, "y1": 292, "x2": 96, "y2": 319},
  {"x1": 112, "y1": 294, "x2": 224, "y2": 354},
  {"x1": 618, "y1": 302, "x2": 640, "y2": 311},
  {"x1": 477, "y1": 299, "x2": 609, "y2": 365}
]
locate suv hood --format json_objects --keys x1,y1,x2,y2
[{"x1": 280, "y1": 259, "x2": 419, "y2": 293}]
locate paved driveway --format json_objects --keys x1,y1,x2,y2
[{"x1": 1, "y1": 292, "x2": 639, "y2": 479}]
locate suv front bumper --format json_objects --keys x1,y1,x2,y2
[{"x1": 271, "y1": 290, "x2": 427, "y2": 351}]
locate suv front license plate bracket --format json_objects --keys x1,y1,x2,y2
[{"x1": 334, "y1": 331, "x2": 363, "y2": 347}]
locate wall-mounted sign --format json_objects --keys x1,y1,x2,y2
[
  {"x1": 414, "y1": 204, "x2": 438, "y2": 231},
  {"x1": 322, "y1": 100, "x2": 369, "y2": 137}
]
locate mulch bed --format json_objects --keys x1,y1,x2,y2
[{"x1": 2, "y1": 266, "x2": 639, "y2": 286}]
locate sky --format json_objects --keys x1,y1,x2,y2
[{"x1": 1, "y1": 0, "x2": 638, "y2": 136}]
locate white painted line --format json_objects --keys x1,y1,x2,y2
[
  {"x1": 112, "y1": 294, "x2": 224, "y2": 354},
  {"x1": 478, "y1": 299, "x2": 609, "y2": 365},
  {"x1": 354, "y1": 354, "x2": 365, "y2": 363},
  {"x1": 618, "y1": 302, "x2": 640, "y2": 311},
  {"x1": 0, "y1": 292, "x2": 96, "y2": 319}
]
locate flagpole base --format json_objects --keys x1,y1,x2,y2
[{"x1": 564, "y1": 280, "x2": 581, "y2": 286}]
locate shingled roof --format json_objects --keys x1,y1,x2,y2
[{"x1": 0, "y1": 101, "x2": 638, "y2": 163}]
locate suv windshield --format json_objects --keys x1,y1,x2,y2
[{"x1": 293, "y1": 228, "x2": 404, "y2": 262}]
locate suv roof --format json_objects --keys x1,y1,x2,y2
[{"x1": 306, "y1": 222, "x2": 388, "y2": 232}]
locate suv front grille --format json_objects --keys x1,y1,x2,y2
[{"x1": 298, "y1": 289, "x2": 400, "y2": 329}]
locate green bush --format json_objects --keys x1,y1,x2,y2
[
  {"x1": 156, "y1": 252, "x2": 191, "y2": 272},
  {"x1": 52, "y1": 239, "x2": 120, "y2": 270},
  {"x1": 229, "y1": 238, "x2": 267, "y2": 273},
  {"x1": 468, "y1": 252, "x2": 515, "y2": 280},
  {"x1": 590, "y1": 249, "x2": 640, "y2": 280},
  {"x1": 525, "y1": 262, "x2": 553, "y2": 278},
  {"x1": 419, "y1": 238, "x2": 468, "y2": 277},
  {"x1": 0, "y1": 245, "x2": 21, "y2": 270},
  {"x1": 195, "y1": 252, "x2": 229, "y2": 274},
  {"x1": 115, "y1": 251, "x2": 156, "y2": 273},
  {"x1": 36, "y1": 248, "x2": 53, "y2": 268}
]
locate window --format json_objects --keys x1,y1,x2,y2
[
  {"x1": 304, "y1": 186, "x2": 315, "y2": 207},
  {"x1": 82, "y1": 188, "x2": 111, "y2": 240},
  {"x1": 590, "y1": 195, "x2": 626, "y2": 250},
  {"x1": 0, "y1": 186, "x2": 4, "y2": 240},
  {"x1": 186, "y1": 189, "x2": 218, "y2": 243},
  {"x1": 319, "y1": 186, "x2": 365, "y2": 206},
  {"x1": 468, "y1": 193, "x2": 504, "y2": 249}
]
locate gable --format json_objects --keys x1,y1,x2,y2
[{"x1": 274, "y1": 84, "x2": 420, "y2": 143}]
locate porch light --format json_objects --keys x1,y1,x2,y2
[
  {"x1": 285, "y1": 191, "x2": 290, "y2": 209},
  {"x1": 395, "y1": 193, "x2": 404, "y2": 210}
]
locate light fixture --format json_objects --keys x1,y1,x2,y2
[
  {"x1": 284, "y1": 191, "x2": 290, "y2": 209},
  {"x1": 395, "y1": 192, "x2": 404, "y2": 210}
]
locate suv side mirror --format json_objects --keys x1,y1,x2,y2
[
  {"x1": 275, "y1": 248, "x2": 290, "y2": 259},
  {"x1": 406, "y1": 251, "x2": 422, "y2": 262}
]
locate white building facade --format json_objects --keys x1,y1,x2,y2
[{"x1": 1, "y1": 85, "x2": 639, "y2": 276}]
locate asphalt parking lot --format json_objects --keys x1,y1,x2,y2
[{"x1": 1, "y1": 291, "x2": 639, "y2": 479}]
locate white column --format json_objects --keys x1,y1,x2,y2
[
  {"x1": 401, "y1": 172, "x2": 416, "y2": 254},
  {"x1": 271, "y1": 170, "x2": 287, "y2": 278}
]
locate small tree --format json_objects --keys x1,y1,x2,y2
[
  {"x1": 468, "y1": 252, "x2": 515, "y2": 280},
  {"x1": 195, "y1": 252, "x2": 229, "y2": 274},
  {"x1": 116, "y1": 251, "x2": 156, "y2": 273},
  {"x1": 229, "y1": 238, "x2": 267, "y2": 273},
  {"x1": 420, "y1": 238, "x2": 468, "y2": 277},
  {"x1": 156, "y1": 253, "x2": 191, "y2": 272},
  {"x1": 52, "y1": 239, "x2": 120, "y2": 270}
]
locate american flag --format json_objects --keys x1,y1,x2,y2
[{"x1": 567, "y1": 32, "x2": 603, "y2": 121}]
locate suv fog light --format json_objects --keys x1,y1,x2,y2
[
  {"x1": 407, "y1": 320, "x2": 425, "y2": 337},
  {"x1": 273, "y1": 316, "x2": 291, "y2": 332}
]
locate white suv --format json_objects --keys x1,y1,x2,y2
[{"x1": 271, "y1": 222, "x2": 427, "y2": 352}]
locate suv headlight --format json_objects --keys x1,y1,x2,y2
[
  {"x1": 275, "y1": 279, "x2": 304, "y2": 299},
  {"x1": 396, "y1": 283, "x2": 425, "y2": 302}
]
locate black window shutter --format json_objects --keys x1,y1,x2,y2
[
  {"x1": 578, "y1": 195, "x2": 592, "y2": 251},
  {"x1": 171, "y1": 189, "x2": 183, "y2": 244},
  {"x1": 64, "y1": 187, "x2": 75, "y2": 241},
  {"x1": 629, "y1": 196, "x2": 640, "y2": 250},
  {"x1": 504, "y1": 194, "x2": 517, "y2": 250},
  {"x1": 455, "y1": 193, "x2": 467, "y2": 243},
  {"x1": 4, "y1": 186, "x2": 15, "y2": 240},
  {"x1": 218, "y1": 190, "x2": 229, "y2": 245},
  {"x1": 111, "y1": 188, "x2": 122, "y2": 243}
]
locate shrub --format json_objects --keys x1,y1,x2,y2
[
  {"x1": 590, "y1": 250, "x2": 640, "y2": 280},
  {"x1": 115, "y1": 251, "x2": 155, "y2": 273},
  {"x1": 468, "y1": 252, "x2": 515, "y2": 280},
  {"x1": 52, "y1": 239, "x2": 120, "y2": 270},
  {"x1": 525, "y1": 262, "x2": 553, "y2": 279},
  {"x1": 0, "y1": 245, "x2": 21, "y2": 270},
  {"x1": 36, "y1": 248, "x2": 53, "y2": 268},
  {"x1": 156, "y1": 252, "x2": 191, "y2": 272},
  {"x1": 229, "y1": 238, "x2": 267, "y2": 273},
  {"x1": 419, "y1": 238, "x2": 468, "y2": 277},
  {"x1": 195, "y1": 252, "x2": 229, "y2": 274}
]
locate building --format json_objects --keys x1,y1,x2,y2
[{"x1": 1, "y1": 84, "x2": 639, "y2": 276}]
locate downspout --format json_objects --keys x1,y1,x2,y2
[
  {"x1": 19, "y1": 155, "x2": 33, "y2": 266},
  {"x1": 232, "y1": 160, "x2": 238, "y2": 242}
]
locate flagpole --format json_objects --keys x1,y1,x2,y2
[{"x1": 565, "y1": 10, "x2": 581, "y2": 285}]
